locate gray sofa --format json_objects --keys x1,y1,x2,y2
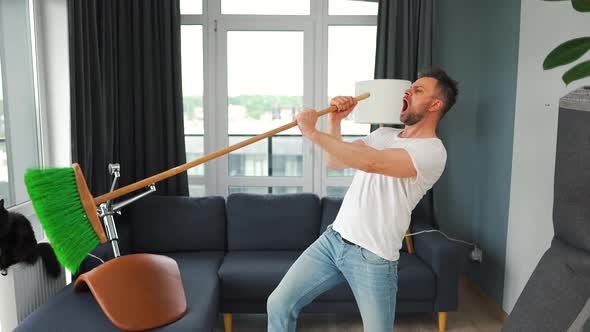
[{"x1": 15, "y1": 193, "x2": 465, "y2": 332}]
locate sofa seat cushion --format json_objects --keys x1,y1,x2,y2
[
  {"x1": 219, "y1": 251, "x2": 357, "y2": 302},
  {"x1": 16, "y1": 252, "x2": 224, "y2": 332},
  {"x1": 219, "y1": 251, "x2": 303, "y2": 301},
  {"x1": 218, "y1": 251, "x2": 435, "y2": 303}
]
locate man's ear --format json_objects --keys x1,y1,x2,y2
[{"x1": 429, "y1": 99, "x2": 444, "y2": 114}]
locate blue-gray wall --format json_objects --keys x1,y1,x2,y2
[{"x1": 433, "y1": 0, "x2": 521, "y2": 304}]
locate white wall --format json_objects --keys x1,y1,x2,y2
[{"x1": 504, "y1": 0, "x2": 590, "y2": 313}]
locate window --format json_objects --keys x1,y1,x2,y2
[
  {"x1": 229, "y1": 186, "x2": 303, "y2": 194},
  {"x1": 326, "y1": 186, "x2": 348, "y2": 197},
  {"x1": 227, "y1": 31, "x2": 304, "y2": 177},
  {"x1": 0, "y1": 0, "x2": 42, "y2": 207},
  {"x1": 328, "y1": 0, "x2": 378, "y2": 15},
  {"x1": 222, "y1": 0, "x2": 310, "y2": 15},
  {"x1": 0, "y1": 62, "x2": 7, "y2": 202},
  {"x1": 180, "y1": 0, "x2": 202, "y2": 15},
  {"x1": 181, "y1": 24, "x2": 205, "y2": 196},
  {"x1": 181, "y1": 0, "x2": 377, "y2": 197},
  {"x1": 326, "y1": 25, "x2": 376, "y2": 180}
]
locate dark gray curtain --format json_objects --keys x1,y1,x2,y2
[
  {"x1": 373, "y1": 0, "x2": 436, "y2": 226},
  {"x1": 69, "y1": 0, "x2": 189, "y2": 197},
  {"x1": 374, "y1": 0, "x2": 434, "y2": 82}
]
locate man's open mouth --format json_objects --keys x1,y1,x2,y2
[{"x1": 401, "y1": 98, "x2": 409, "y2": 115}]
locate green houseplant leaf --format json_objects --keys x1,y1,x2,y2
[
  {"x1": 541, "y1": 0, "x2": 590, "y2": 86},
  {"x1": 562, "y1": 59, "x2": 590, "y2": 84},
  {"x1": 544, "y1": 0, "x2": 590, "y2": 11},
  {"x1": 572, "y1": 0, "x2": 590, "y2": 12},
  {"x1": 543, "y1": 37, "x2": 590, "y2": 69}
]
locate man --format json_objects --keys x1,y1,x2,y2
[{"x1": 267, "y1": 68, "x2": 458, "y2": 332}]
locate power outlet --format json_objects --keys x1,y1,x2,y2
[{"x1": 469, "y1": 245, "x2": 483, "y2": 263}]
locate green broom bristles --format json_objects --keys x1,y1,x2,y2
[{"x1": 25, "y1": 167, "x2": 100, "y2": 273}]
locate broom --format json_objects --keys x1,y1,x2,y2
[{"x1": 25, "y1": 93, "x2": 370, "y2": 273}]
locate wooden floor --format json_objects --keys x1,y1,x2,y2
[{"x1": 213, "y1": 282, "x2": 505, "y2": 331}]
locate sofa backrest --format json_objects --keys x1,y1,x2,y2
[
  {"x1": 411, "y1": 189, "x2": 436, "y2": 227},
  {"x1": 123, "y1": 195, "x2": 227, "y2": 253},
  {"x1": 320, "y1": 197, "x2": 342, "y2": 233},
  {"x1": 226, "y1": 193, "x2": 321, "y2": 251}
]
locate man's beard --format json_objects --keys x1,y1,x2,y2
[{"x1": 401, "y1": 109, "x2": 426, "y2": 125}]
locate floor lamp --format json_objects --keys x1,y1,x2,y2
[{"x1": 353, "y1": 79, "x2": 416, "y2": 253}]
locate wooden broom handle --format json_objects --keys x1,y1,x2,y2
[{"x1": 94, "y1": 93, "x2": 370, "y2": 204}]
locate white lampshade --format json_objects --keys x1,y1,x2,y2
[{"x1": 354, "y1": 79, "x2": 411, "y2": 124}]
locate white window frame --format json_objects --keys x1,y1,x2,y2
[
  {"x1": 216, "y1": 18, "x2": 315, "y2": 196},
  {"x1": 181, "y1": 0, "x2": 377, "y2": 197},
  {"x1": 319, "y1": 10, "x2": 377, "y2": 196},
  {"x1": 0, "y1": 0, "x2": 45, "y2": 208}
]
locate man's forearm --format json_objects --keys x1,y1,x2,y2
[
  {"x1": 326, "y1": 118, "x2": 342, "y2": 139},
  {"x1": 324, "y1": 119, "x2": 348, "y2": 169},
  {"x1": 310, "y1": 130, "x2": 375, "y2": 171}
]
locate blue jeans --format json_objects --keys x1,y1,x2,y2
[{"x1": 267, "y1": 225, "x2": 398, "y2": 332}]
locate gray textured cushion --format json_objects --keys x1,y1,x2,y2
[
  {"x1": 503, "y1": 239, "x2": 590, "y2": 332},
  {"x1": 553, "y1": 107, "x2": 590, "y2": 252},
  {"x1": 16, "y1": 252, "x2": 224, "y2": 332},
  {"x1": 567, "y1": 296, "x2": 590, "y2": 332},
  {"x1": 226, "y1": 193, "x2": 321, "y2": 250},
  {"x1": 124, "y1": 195, "x2": 226, "y2": 253}
]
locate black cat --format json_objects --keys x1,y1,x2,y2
[{"x1": 0, "y1": 199, "x2": 61, "y2": 278}]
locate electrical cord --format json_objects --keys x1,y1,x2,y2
[
  {"x1": 87, "y1": 253, "x2": 105, "y2": 264},
  {"x1": 406, "y1": 229, "x2": 475, "y2": 246},
  {"x1": 406, "y1": 229, "x2": 483, "y2": 262}
]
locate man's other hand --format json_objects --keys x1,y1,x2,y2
[
  {"x1": 296, "y1": 108, "x2": 319, "y2": 139},
  {"x1": 329, "y1": 96, "x2": 357, "y2": 122}
]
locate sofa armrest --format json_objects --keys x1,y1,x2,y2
[{"x1": 412, "y1": 223, "x2": 467, "y2": 312}]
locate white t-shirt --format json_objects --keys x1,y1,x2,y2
[{"x1": 332, "y1": 127, "x2": 447, "y2": 261}]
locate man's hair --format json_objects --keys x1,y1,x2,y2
[{"x1": 418, "y1": 68, "x2": 458, "y2": 117}]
